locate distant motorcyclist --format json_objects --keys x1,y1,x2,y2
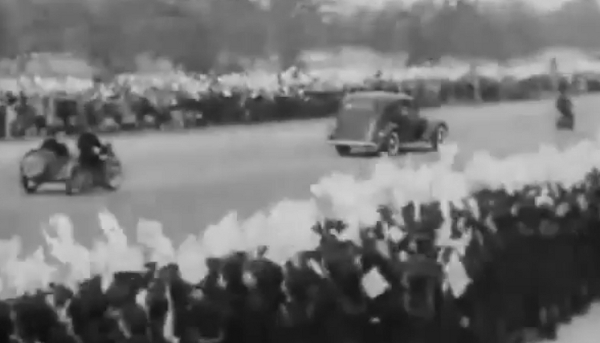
[
  {"x1": 40, "y1": 128, "x2": 69, "y2": 158},
  {"x1": 556, "y1": 79, "x2": 573, "y2": 119},
  {"x1": 77, "y1": 128, "x2": 105, "y2": 175}
]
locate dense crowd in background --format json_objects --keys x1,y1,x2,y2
[
  {"x1": 0, "y1": 0, "x2": 599, "y2": 140},
  {"x1": 1, "y1": 57, "x2": 600, "y2": 139}
]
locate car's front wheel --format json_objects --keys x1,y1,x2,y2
[
  {"x1": 335, "y1": 145, "x2": 351, "y2": 156},
  {"x1": 431, "y1": 125, "x2": 448, "y2": 151}
]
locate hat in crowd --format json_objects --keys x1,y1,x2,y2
[
  {"x1": 6, "y1": 91, "x2": 17, "y2": 105},
  {"x1": 46, "y1": 126, "x2": 66, "y2": 136}
]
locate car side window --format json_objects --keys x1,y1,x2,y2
[
  {"x1": 398, "y1": 103, "x2": 408, "y2": 116},
  {"x1": 385, "y1": 102, "x2": 403, "y2": 116},
  {"x1": 391, "y1": 102, "x2": 412, "y2": 118},
  {"x1": 400, "y1": 99, "x2": 418, "y2": 117},
  {"x1": 382, "y1": 103, "x2": 398, "y2": 119},
  {"x1": 343, "y1": 99, "x2": 373, "y2": 111}
]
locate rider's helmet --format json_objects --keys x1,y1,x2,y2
[
  {"x1": 78, "y1": 124, "x2": 98, "y2": 137},
  {"x1": 46, "y1": 126, "x2": 59, "y2": 137}
]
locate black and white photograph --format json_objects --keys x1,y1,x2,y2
[{"x1": 0, "y1": 0, "x2": 600, "y2": 342}]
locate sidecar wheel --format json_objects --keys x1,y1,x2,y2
[{"x1": 21, "y1": 175, "x2": 39, "y2": 194}]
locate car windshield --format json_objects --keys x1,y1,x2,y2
[{"x1": 342, "y1": 98, "x2": 374, "y2": 111}]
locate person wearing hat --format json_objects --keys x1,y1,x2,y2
[
  {"x1": 555, "y1": 79, "x2": 574, "y2": 126},
  {"x1": 4, "y1": 92, "x2": 18, "y2": 138},
  {"x1": 40, "y1": 127, "x2": 69, "y2": 158},
  {"x1": 76, "y1": 126, "x2": 105, "y2": 175}
]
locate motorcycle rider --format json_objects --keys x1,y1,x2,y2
[
  {"x1": 556, "y1": 79, "x2": 574, "y2": 121},
  {"x1": 40, "y1": 128, "x2": 69, "y2": 158},
  {"x1": 77, "y1": 127, "x2": 105, "y2": 176}
]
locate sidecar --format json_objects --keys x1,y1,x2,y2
[{"x1": 19, "y1": 148, "x2": 76, "y2": 193}]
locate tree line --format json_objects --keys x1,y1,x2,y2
[{"x1": 0, "y1": 0, "x2": 598, "y2": 73}]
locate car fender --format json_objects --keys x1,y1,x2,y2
[
  {"x1": 421, "y1": 120, "x2": 448, "y2": 140},
  {"x1": 375, "y1": 123, "x2": 398, "y2": 146}
]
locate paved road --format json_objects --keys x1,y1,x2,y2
[
  {"x1": 0, "y1": 94, "x2": 597, "y2": 248},
  {"x1": 1, "y1": 94, "x2": 600, "y2": 343},
  {"x1": 543, "y1": 303, "x2": 600, "y2": 343}
]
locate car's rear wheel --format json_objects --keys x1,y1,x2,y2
[
  {"x1": 431, "y1": 125, "x2": 448, "y2": 151},
  {"x1": 335, "y1": 145, "x2": 351, "y2": 156},
  {"x1": 384, "y1": 132, "x2": 401, "y2": 156}
]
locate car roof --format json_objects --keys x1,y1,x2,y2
[{"x1": 344, "y1": 91, "x2": 413, "y2": 103}]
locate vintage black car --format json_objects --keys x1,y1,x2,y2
[{"x1": 327, "y1": 91, "x2": 448, "y2": 156}]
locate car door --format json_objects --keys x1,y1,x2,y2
[
  {"x1": 385, "y1": 101, "x2": 414, "y2": 143},
  {"x1": 333, "y1": 98, "x2": 376, "y2": 142},
  {"x1": 402, "y1": 99, "x2": 427, "y2": 141}
]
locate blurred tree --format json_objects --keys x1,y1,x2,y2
[{"x1": 0, "y1": 0, "x2": 598, "y2": 72}]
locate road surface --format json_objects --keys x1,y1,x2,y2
[
  {"x1": 0, "y1": 95, "x2": 596, "y2": 246},
  {"x1": 1, "y1": 94, "x2": 600, "y2": 343}
]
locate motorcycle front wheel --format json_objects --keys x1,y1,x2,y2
[{"x1": 101, "y1": 158, "x2": 123, "y2": 191}]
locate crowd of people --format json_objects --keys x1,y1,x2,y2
[
  {"x1": 2, "y1": 58, "x2": 600, "y2": 342},
  {"x1": 2, "y1": 140, "x2": 600, "y2": 343},
  {"x1": 1, "y1": 59, "x2": 600, "y2": 140}
]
